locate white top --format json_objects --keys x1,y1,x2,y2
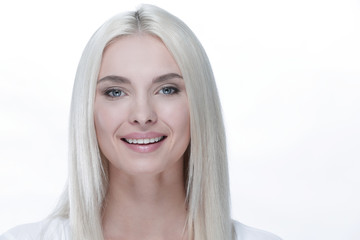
[{"x1": 0, "y1": 218, "x2": 281, "y2": 240}]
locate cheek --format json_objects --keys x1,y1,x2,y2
[
  {"x1": 177, "y1": 106, "x2": 190, "y2": 133},
  {"x1": 94, "y1": 107, "x2": 110, "y2": 136},
  {"x1": 159, "y1": 99, "x2": 190, "y2": 136},
  {"x1": 94, "y1": 102, "x2": 125, "y2": 143}
]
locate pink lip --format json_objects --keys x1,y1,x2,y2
[
  {"x1": 121, "y1": 132, "x2": 167, "y2": 153},
  {"x1": 122, "y1": 132, "x2": 165, "y2": 139}
]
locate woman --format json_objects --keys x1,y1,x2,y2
[{"x1": 0, "y1": 4, "x2": 281, "y2": 240}]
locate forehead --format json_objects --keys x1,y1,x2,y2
[{"x1": 99, "y1": 34, "x2": 181, "y2": 80}]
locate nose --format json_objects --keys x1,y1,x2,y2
[{"x1": 128, "y1": 96, "x2": 157, "y2": 127}]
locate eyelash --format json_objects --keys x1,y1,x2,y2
[
  {"x1": 104, "y1": 88, "x2": 125, "y2": 98},
  {"x1": 103, "y1": 86, "x2": 180, "y2": 98},
  {"x1": 158, "y1": 86, "x2": 179, "y2": 95}
]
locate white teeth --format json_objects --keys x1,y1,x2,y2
[{"x1": 125, "y1": 136, "x2": 164, "y2": 145}]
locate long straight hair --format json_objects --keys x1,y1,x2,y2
[{"x1": 52, "y1": 4, "x2": 233, "y2": 240}]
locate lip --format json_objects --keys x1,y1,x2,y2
[
  {"x1": 120, "y1": 132, "x2": 167, "y2": 153},
  {"x1": 122, "y1": 132, "x2": 166, "y2": 139}
]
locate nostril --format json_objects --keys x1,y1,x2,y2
[
  {"x1": 132, "y1": 119, "x2": 153, "y2": 124},
  {"x1": 128, "y1": 106, "x2": 157, "y2": 125}
]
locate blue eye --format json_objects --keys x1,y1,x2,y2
[
  {"x1": 105, "y1": 88, "x2": 124, "y2": 97},
  {"x1": 159, "y1": 86, "x2": 179, "y2": 95}
]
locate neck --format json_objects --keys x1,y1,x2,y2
[{"x1": 102, "y1": 160, "x2": 188, "y2": 240}]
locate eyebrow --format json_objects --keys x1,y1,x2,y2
[
  {"x1": 153, "y1": 73, "x2": 183, "y2": 83},
  {"x1": 97, "y1": 75, "x2": 130, "y2": 84},
  {"x1": 97, "y1": 73, "x2": 183, "y2": 84}
]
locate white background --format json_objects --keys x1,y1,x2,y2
[{"x1": 1, "y1": 0, "x2": 359, "y2": 239}]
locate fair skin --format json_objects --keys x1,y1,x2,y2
[{"x1": 94, "y1": 34, "x2": 190, "y2": 240}]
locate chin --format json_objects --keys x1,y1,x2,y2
[{"x1": 109, "y1": 156, "x2": 184, "y2": 177}]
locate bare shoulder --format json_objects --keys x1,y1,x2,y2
[
  {"x1": 233, "y1": 220, "x2": 282, "y2": 240},
  {"x1": 0, "y1": 217, "x2": 69, "y2": 240}
]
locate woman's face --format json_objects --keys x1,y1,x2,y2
[{"x1": 94, "y1": 34, "x2": 190, "y2": 176}]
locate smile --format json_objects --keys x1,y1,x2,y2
[{"x1": 122, "y1": 136, "x2": 166, "y2": 145}]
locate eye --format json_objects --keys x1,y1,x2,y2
[
  {"x1": 104, "y1": 88, "x2": 125, "y2": 98},
  {"x1": 159, "y1": 86, "x2": 179, "y2": 95}
]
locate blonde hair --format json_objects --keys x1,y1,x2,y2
[{"x1": 52, "y1": 4, "x2": 232, "y2": 240}]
